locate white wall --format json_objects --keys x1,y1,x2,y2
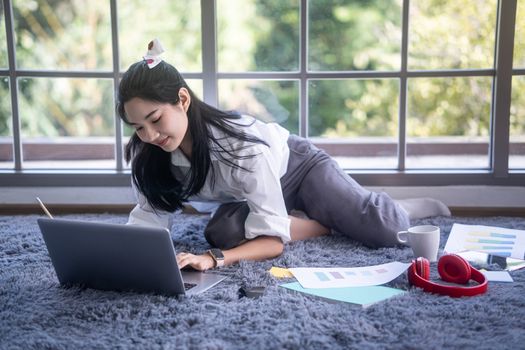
[
  {"x1": 369, "y1": 186, "x2": 525, "y2": 209},
  {"x1": 1, "y1": 186, "x2": 524, "y2": 209}
]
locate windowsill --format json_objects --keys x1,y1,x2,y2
[
  {"x1": 0, "y1": 138, "x2": 523, "y2": 187},
  {"x1": 1, "y1": 185, "x2": 523, "y2": 214}
]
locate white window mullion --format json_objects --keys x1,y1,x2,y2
[
  {"x1": 110, "y1": 0, "x2": 123, "y2": 172},
  {"x1": 3, "y1": 0, "x2": 22, "y2": 170},
  {"x1": 491, "y1": 0, "x2": 517, "y2": 177},
  {"x1": 398, "y1": 0, "x2": 410, "y2": 171},
  {"x1": 202, "y1": 0, "x2": 218, "y2": 107}
]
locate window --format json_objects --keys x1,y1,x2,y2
[
  {"x1": 406, "y1": 76, "x2": 492, "y2": 169},
  {"x1": 510, "y1": 1, "x2": 525, "y2": 169},
  {"x1": 0, "y1": 77, "x2": 11, "y2": 169},
  {"x1": 10, "y1": 0, "x2": 114, "y2": 170},
  {"x1": 118, "y1": 0, "x2": 202, "y2": 72},
  {"x1": 0, "y1": 1, "x2": 6, "y2": 67},
  {"x1": 1, "y1": 1, "x2": 12, "y2": 169},
  {"x1": 406, "y1": 1, "x2": 495, "y2": 170},
  {"x1": 0, "y1": 0, "x2": 523, "y2": 187},
  {"x1": 510, "y1": 76, "x2": 525, "y2": 169}
]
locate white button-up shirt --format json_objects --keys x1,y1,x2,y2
[{"x1": 127, "y1": 115, "x2": 292, "y2": 243}]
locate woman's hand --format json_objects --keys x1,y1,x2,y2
[
  {"x1": 176, "y1": 252, "x2": 215, "y2": 271},
  {"x1": 176, "y1": 236, "x2": 283, "y2": 270}
]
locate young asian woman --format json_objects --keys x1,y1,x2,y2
[{"x1": 117, "y1": 39, "x2": 449, "y2": 271}]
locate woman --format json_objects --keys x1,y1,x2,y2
[{"x1": 117, "y1": 39, "x2": 448, "y2": 271}]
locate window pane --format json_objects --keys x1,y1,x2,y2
[
  {"x1": 510, "y1": 76, "x2": 525, "y2": 169},
  {"x1": 409, "y1": 0, "x2": 497, "y2": 70},
  {"x1": 309, "y1": 0, "x2": 402, "y2": 71},
  {"x1": 218, "y1": 80, "x2": 299, "y2": 134},
  {"x1": 186, "y1": 79, "x2": 203, "y2": 102},
  {"x1": 217, "y1": 0, "x2": 299, "y2": 72},
  {"x1": 118, "y1": 0, "x2": 201, "y2": 72},
  {"x1": 18, "y1": 78, "x2": 115, "y2": 169},
  {"x1": 13, "y1": 1, "x2": 112, "y2": 70},
  {"x1": 514, "y1": 0, "x2": 525, "y2": 68},
  {"x1": 407, "y1": 77, "x2": 492, "y2": 169},
  {"x1": 0, "y1": 77, "x2": 12, "y2": 169},
  {"x1": 309, "y1": 79, "x2": 399, "y2": 169},
  {"x1": 0, "y1": 1, "x2": 7, "y2": 68}
]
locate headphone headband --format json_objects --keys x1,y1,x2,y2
[{"x1": 408, "y1": 254, "x2": 488, "y2": 298}]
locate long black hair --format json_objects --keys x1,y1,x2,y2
[{"x1": 117, "y1": 60, "x2": 268, "y2": 213}]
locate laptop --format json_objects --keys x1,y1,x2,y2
[{"x1": 36, "y1": 200, "x2": 226, "y2": 296}]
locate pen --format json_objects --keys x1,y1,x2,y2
[{"x1": 36, "y1": 197, "x2": 54, "y2": 219}]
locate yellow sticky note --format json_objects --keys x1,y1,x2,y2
[{"x1": 269, "y1": 266, "x2": 294, "y2": 278}]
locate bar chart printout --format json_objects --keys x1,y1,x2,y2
[
  {"x1": 289, "y1": 262, "x2": 411, "y2": 289},
  {"x1": 444, "y1": 223, "x2": 525, "y2": 260}
]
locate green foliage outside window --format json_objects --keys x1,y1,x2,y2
[
  {"x1": 13, "y1": 0, "x2": 112, "y2": 70},
  {"x1": 118, "y1": 0, "x2": 202, "y2": 72},
  {"x1": 0, "y1": 0, "x2": 523, "y2": 143},
  {"x1": 308, "y1": 0, "x2": 402, "y2": 71},
  {"x1": 0, "y1": 78, "x2": 10, "y2": 137}
]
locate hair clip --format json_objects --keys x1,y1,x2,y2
[{"x1": 143, "y1": 38, "x2": 165, "y2": 69}]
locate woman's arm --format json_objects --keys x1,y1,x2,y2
[
  {"x1": 176, "y1": 235, "x2": 283, "y2": 271},
  {"x1": 177, "y1": 216, "x2": 329, "y2": 271}
]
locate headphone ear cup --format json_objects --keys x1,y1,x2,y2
[
  {"x1": 438, "y1": 254, "x2": 471, "y2": 284},
  {"x1": 415, "y1": 257, "x2": 430, "y2": 279}
]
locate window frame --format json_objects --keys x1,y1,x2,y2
[{"x1": 0, "y1": 0, "x2": 523, "y2": 187}]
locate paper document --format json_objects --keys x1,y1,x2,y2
[
  {"x1": 455, "y1": 250, "x2": 525, "y2": 271},
  {"x1": 280, "y1": 282, "x2": 405, "y2": 308},
  {"x1": 289, "y1": 262, "x2": 411, "y2": 289},
  {"x1": 480, "y1": 270, "x2": 514, "y2": 283},
  {"x1": 444, "y1": 223, "x2": 525, "y2": 260}
]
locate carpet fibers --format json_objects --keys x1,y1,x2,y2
[{"x1": 1, "y1": 213, "x2": 524, "y2": 349}]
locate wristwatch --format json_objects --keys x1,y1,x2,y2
[{"x1": 207, "y1": 248, "x2": 225, "y2": 268}]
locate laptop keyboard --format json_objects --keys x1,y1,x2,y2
[{"x1": 184, "y1": 282, "x2": 197, "y2": 291}]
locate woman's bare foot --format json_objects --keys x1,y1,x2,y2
[{"x1": 396, "y1": 197, "x2": 451, "y2": 220}]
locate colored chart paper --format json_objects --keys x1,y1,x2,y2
[
  {"x1": 444, "y1": 223, "x2": 525, "y2": 260},
  {"x1": 280, "y1": 282, "x2": 406, "y2": 308},
  {"x1": 288, "y1": 262, "x2": 411, "y2": 289}
]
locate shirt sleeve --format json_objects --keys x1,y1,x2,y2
[
  {"x1": 230, "y1": 143, "x2": 291, "y2": 243},
  {"x1": 127, "y1": 180, "x2": 174, "y2": 230}
]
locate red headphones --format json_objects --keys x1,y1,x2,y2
[{"x1": 408, "y1": 254, "x2": 488, "y2": 297}]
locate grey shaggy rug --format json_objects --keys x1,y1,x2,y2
[{"x1": 1, "y1": 213, "x2": 525, "y2": 350}]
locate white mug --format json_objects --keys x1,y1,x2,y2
[{"x1": 396, "y1": 225, "x2": 440, "y2": 262}]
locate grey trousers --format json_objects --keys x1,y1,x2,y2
[{"x1": 204, "y1": 135, "x2": 410, "y2": 249}]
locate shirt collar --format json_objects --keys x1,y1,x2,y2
[
  {"x1": 171, "y1": 148, "x2": 191, "y2": 167},
  {"x1": 170, "y1": 116, "x2": 254, "y2": 167},
  {"x1": 170, "y1": 139, "x2": 222, "y2": 168}
]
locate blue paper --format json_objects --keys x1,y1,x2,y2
[{"x1": 280, "y1": 282, "x2": 405, "y2": 308}]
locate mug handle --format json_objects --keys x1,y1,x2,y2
[{"x1": 396, "y1": 230, "x2": 409, "y2": 245}]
